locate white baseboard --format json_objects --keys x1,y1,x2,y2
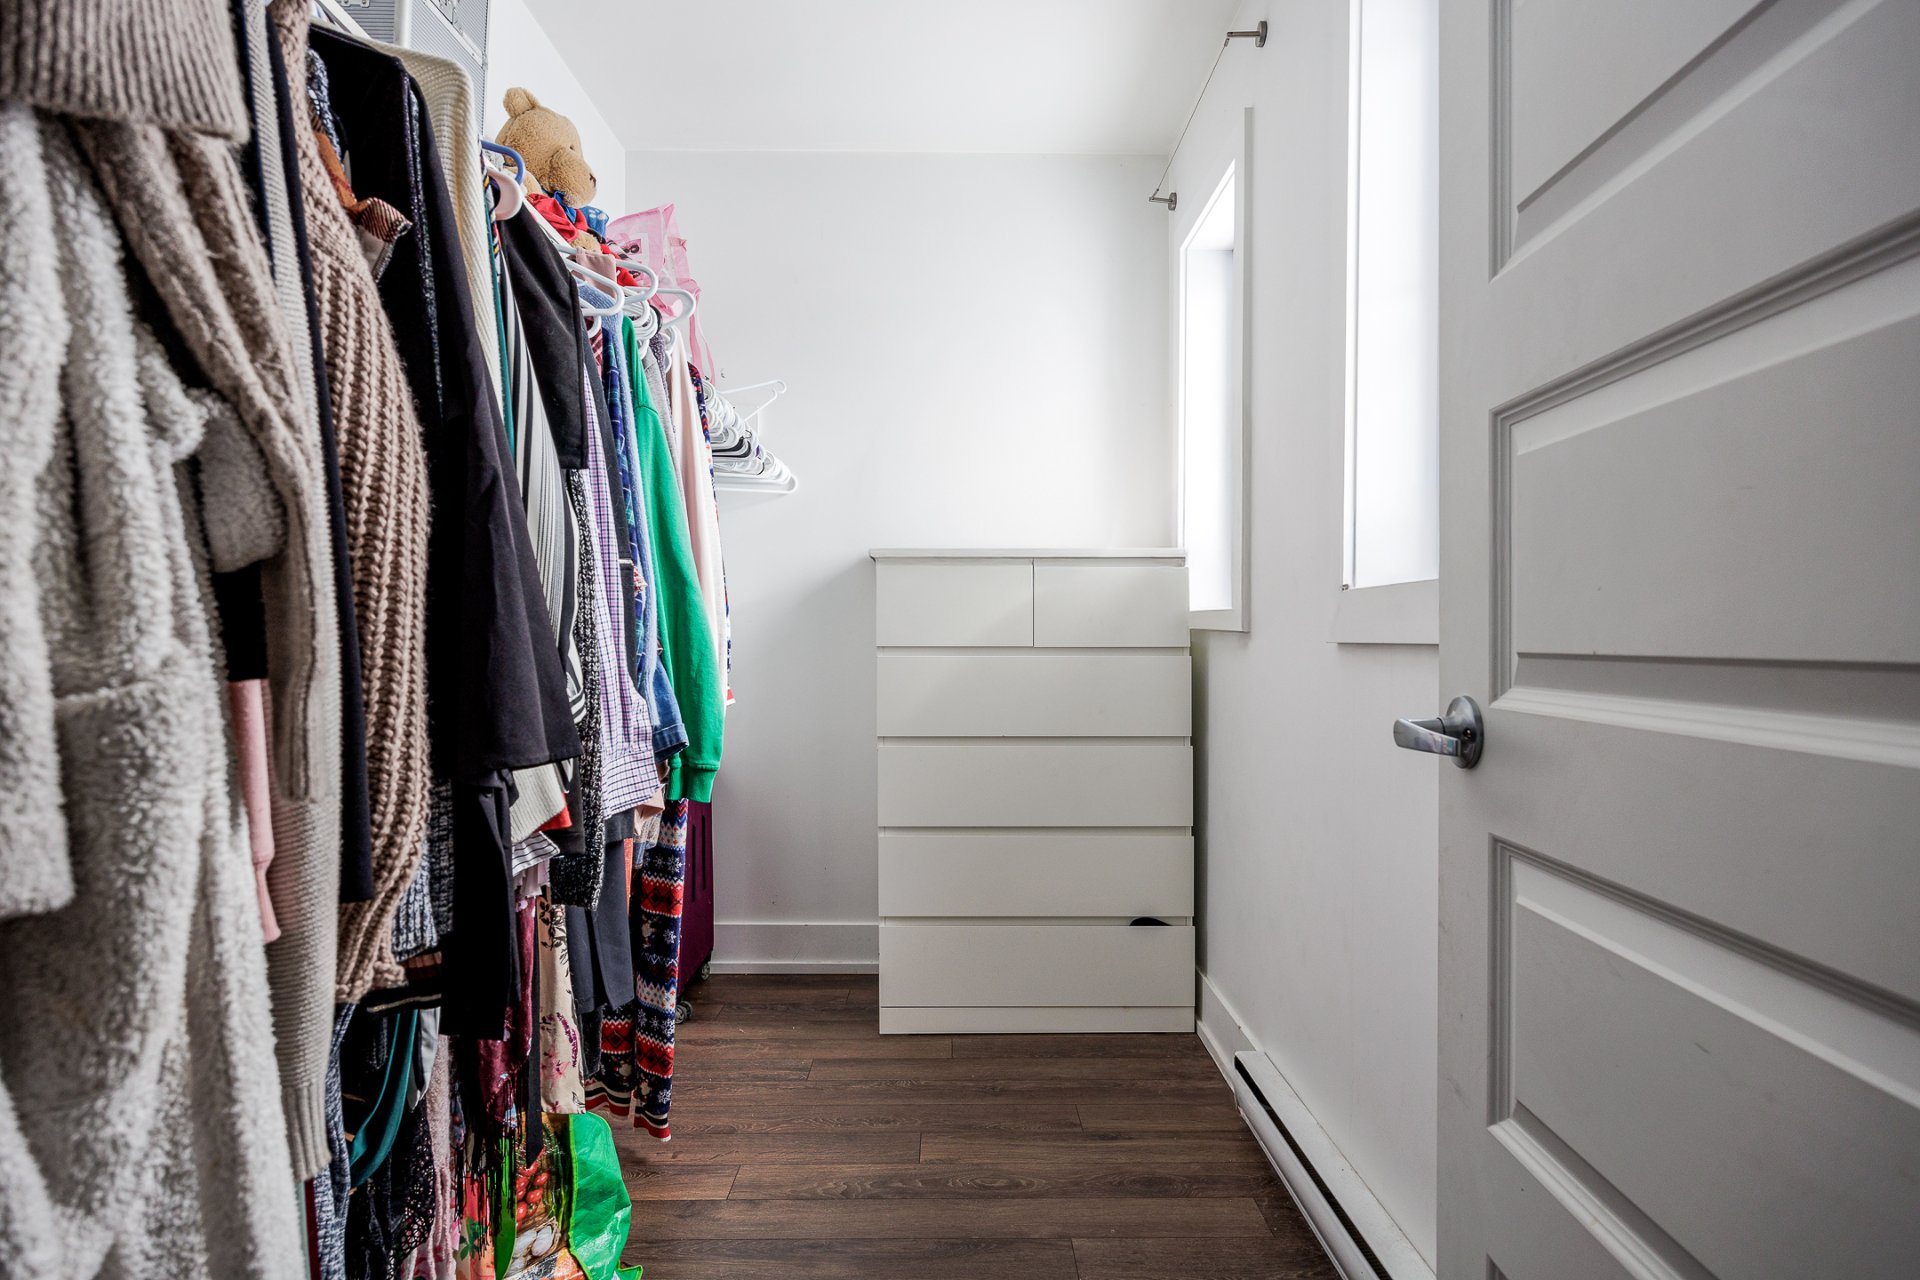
[
  {"x1": 1196, "y1": 969, "x2": 1433, "y2": 1280},
  {"x1": 710, "y1": 921, "x2": 878, "y2": 974},
  {"x1": 1195, "y1": 964, "x2": 1257, "y2": 1075}
]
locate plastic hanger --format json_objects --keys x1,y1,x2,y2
[
  {"x1": 571, "y1": 267, "x2": 624, "y2": 318},
  {"x1": 651, "y1": 285, "x2": 697, "y2": 326},
  {"x1": 720, "y1": 378, "x2": 787, "y2": 430},
  {"x1": 484, "y1": 161, "x2": 524, "y2": 222},
  {"x1": 480, "y1": 140, "x2": 526, "y2": 185}
]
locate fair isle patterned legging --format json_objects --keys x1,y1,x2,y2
[{"x1": 583, "y1": 799, "x2": 687, "y2": 1139}]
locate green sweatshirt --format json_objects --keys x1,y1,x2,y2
[{"x1": 623, "y1": 319, "x2": 723, "y2": 802}]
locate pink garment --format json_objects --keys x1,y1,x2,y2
[
  {"x1": 228, "y1": 679, "x2": 281, "y2": 943},
  {"x1": 604, "y1": 203, "x2": 718, "y2": 374}
]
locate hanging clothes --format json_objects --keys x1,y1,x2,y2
[
  {"x1": 635, "y1": 332, "x2": 727, "y2": 803},
  {"x1": 3, "y1": 4, "x2": 751, "y2": 1273}
]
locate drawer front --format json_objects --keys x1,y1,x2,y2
[
  {"x1": 880, "y1": 830, "x2": 1193, "y2": 917},
  {"x1": 1032, "y1": 562, "x2": 1188, "y2": 647},
  {"x1": 880, "y1": 922, "x2": 1195, "y2": 1008},
  {"x1": 878, "y1": 742, "x2": 1193, "y2": 828},
  {"x1": 877, "y1": 651, "x2": 1191, "y2": 737},
  {"x1": 876, "y1": 561, "x2": 1032, "y2": 647}
]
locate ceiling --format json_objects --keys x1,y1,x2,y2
[{"x1": 531, "y1": 0, "x2": 1242, "y2": 155}]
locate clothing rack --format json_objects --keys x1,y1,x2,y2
[{"x1": 711, "y1": 379, "x2": 797, "y2": 493}]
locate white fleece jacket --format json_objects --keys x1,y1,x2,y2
[{"x1": 0, "y1": 108, "x2": 304, "y2": 1280}]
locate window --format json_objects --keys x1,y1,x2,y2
[
  {"x1": 1176, "y1": 112, "x2": 1250, "y2": 631},
  {"x1": 1342, "y1": 0, "x2": 1439, "y2": 597}
]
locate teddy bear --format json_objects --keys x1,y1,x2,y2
[{"x1": 494, "y1": 86, "x2": 598, "y2": 208}]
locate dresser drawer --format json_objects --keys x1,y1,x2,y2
[
  {"x1": 875, "y1": 560, "x2": 1032, "y2": 647},
  {"x1": 878, "y1": 742, "x2": 1192, "y2": 827},
  {"x1": 1032, "y1": 562, "x2": 1188, "y2": 647},
  {"x1": 880, "y1": 830, "x2": 1192, "y2": 917},
  {"x1": 880, "y1": 922, "x2": 1195, "y2": 1009},
  {"x1": 877, "y1": 650, "x2": 1190, "y2": 737}
]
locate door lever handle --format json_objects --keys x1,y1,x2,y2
[{"x1": 1393, "y1": 695, "x2": 1484, "y2": 769}]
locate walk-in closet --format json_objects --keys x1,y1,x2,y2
[{"x1": 4, "y1": 1, "x2": 1915, "y2": 1278}]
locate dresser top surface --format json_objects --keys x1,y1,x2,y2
[{"x1": 870, "y1": 548, "x2": 1186, "y2": 562}]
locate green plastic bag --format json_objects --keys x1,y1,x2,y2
[{"x1": 560, "y1": 1113, "x2": 641, "y2": 1280}]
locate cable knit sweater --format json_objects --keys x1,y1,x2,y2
[{"x1": 270, "y1": 0, "x2": 434, "y2": 1003}]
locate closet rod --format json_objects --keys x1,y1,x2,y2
[
  {"x1": 1147, "y1": 20, "x2": 1269, "y2": 211},
  {"x1": 311, "y1": 0, "x2": 371, "y2": 39}
]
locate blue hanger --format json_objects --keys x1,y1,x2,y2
[{"x1": 479, "y1": 139, "x2": 525, "y2": 184}]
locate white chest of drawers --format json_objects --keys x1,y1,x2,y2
[{"x1": 871, "y1": 549, "x2": 1194, "y2": 1034}]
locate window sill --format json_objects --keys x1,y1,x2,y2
[
  {"x1": 1327, "y1": 578, "x2": 1436, "y2": 646},
  {"x1": 1190, "y1": 606, "x2": 1246, "y2": 634}
]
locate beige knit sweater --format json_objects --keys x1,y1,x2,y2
[{"x1": 271, "y1": 0, "x2": 435, "y2": 1004}]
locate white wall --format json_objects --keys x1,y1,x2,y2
[
  {"x1": 620, "y1": 151, "x2": 1172, "y2": 969},
  {"x1": 483, "y1": 0, "x2": 626, "y2": 212},
  {"x1": 1179, "y1": 0, "x2": 1440, "y2": 1264}
]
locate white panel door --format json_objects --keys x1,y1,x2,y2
[{"x1": 1437, "y1": 4, "x2": 1920, "y2": 1278}]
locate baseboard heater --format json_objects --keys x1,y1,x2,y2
[{"x1": 1231, "y1": 1052, "x2": 1433, "y2": 1280}]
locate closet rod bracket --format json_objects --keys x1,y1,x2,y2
[
  {"x1": 1227, "y1": 21, "x2": 1268, "y2": 47},
  {"x1": 1149, "y1": 192, "x2": 1178, "y2": 211}
]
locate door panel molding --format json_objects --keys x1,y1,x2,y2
[
  {"x1": 1489, "y1": 840, "x2": 1920, "y2": 1276},
  {"x1": 1489, "y1": 209, "x2": 1920, "y2": 697},
  {"x1": 1496, "y1": 0, "x2": 1844, "y2": 269},
  {"x1": 1490, "y1": 839, "x2": 1920, "y2": 1111},
  {"x1": 1490, "y1": 1105, "x2": 1713, "y2": 1280}
]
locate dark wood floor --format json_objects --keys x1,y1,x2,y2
[{"x1": 615, "y1": 974, "x2": 1337, "y2": 1280}]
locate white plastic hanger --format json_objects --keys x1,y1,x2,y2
[
  {"x1": 723, "y1": 378, "x2": 787, "y2": 430},
  {"x1": 483, "y1": 162, "x2": 524, "y2": 222},
  {"x1": 651, "y1": 285, "x2": 697, "y2": 326}
]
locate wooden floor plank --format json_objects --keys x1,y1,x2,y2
[
  {"x1": 620, "y1": 1237, "x2": 1078, "y2": 1280},
  {"x1": 1071, "y1": 1236, "x2": 1342, "y2": 1280},
  {"x1": 951, "y1": 1034, "x2": 1211, "y2": 1060},
  {"x1": 670, "y1": 1078, "x2": 1233, "y2": 1107},
  {"x1": 677, "y1": 1011, "x2": 882, "y2": 1042},
  {"x1": 664, "y1": 1104, "x2": 1082, "y2": 1135},
  {"x1": 681, "y1": 1005, "x2": 878, "y2": 1031},
  {"x1": 920, "y1": 1131, "x2": 1271, "y2": 1167},
  {"x1": 696, "y1": 975, "x2": 859, "y2": 1001},
  {"x1": 618, "y1": 974, "x2": 1331, "y2": 1278},
  {"x1": 615, "y1": 1131, "x2": 921, "y2": 1165},
  {"x1": 807, "y1": 1056, "x2": 1222, "y2": 1084},
  {"x1": 1077, "y1": 1103, "x2": 1249, "y2": 1133},
  {"x1": 676, "y1": 1060, "x2": 815, "y2": 1083},
  {"x1": 727, "y1": 1161, "x2": 1282, "y2": 1201},
  {"x1": 630, "y1": 1198, "x2": 1273, "y2": 1240},
  {"x1": 625, "y1": 1165, "x2": 739, "y2": 1201},
  {"x1": 678, "y1": 1036, "x2": 951, "y2": 1062}
]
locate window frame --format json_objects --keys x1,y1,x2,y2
[{"x1": 1172, "y1": 107, "x2": 1253, "y2": 633}]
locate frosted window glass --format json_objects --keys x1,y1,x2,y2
[
  {"x1": 1182, "y1": 172, "x2": 1237, "y2": 614},
  {"x1": 1348, "y1": 0, "x2": 1439, "y2": 588}
]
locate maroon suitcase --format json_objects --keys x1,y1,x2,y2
[{"x1": 679, "y1": 800, "x2": 715, "y2": 988}]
